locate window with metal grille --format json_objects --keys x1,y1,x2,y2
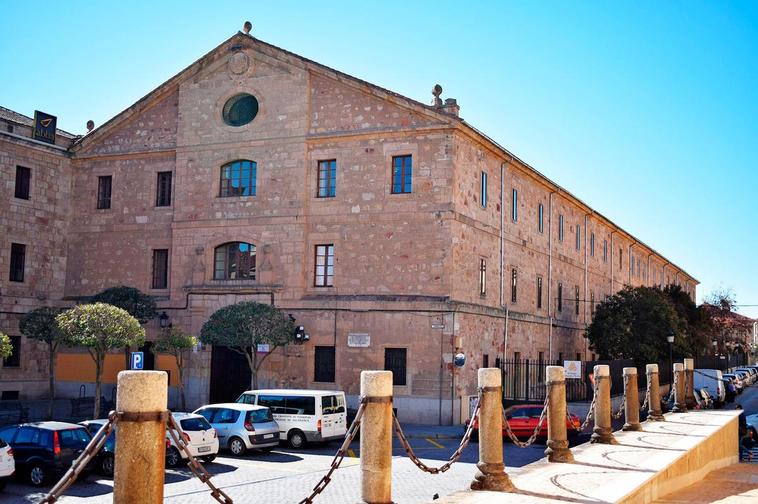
[
  {"x1": 3, "y1": 336, "x2": 20, "y2": 368},
  {"x1": 14, "y1": 166, "x2": 31, "y2": 200},
  {"x1": 538, "y1": 352, "x2": 544, "y2": 365},
  {"x1": 384, "y1": 348, "x2": 407, "y2": 386},
  {"x1": 559, "y1": 215, "x2": 564, "y2": 242},
  {"x1": 156, "y1": 171, "x2": 172, "y2": 207},
  {"x1": 391, "y1": 155, "x2": 412, "y2": 194},
  {"x1": 314, "y1": 244, "x2": 334, "y2": 287},
  {"x1": 479, "y1": 259, "x2": 486, "y2": 297},
  {"x1": 9, "y1": 243, "x2": 25, "y2": 282},
  {"x1": 317, "y1": 160, "x2": 336, "y2": 198},
  {"x1": 314, "y1": 346, "x2": 335, "y2": 383},
  {"x1": 220, "y1": 160, "x2": 256, "y2": 197},
  {"x1": 481, "y1": 171, "x2": 487, "y2": 208},
  {"x1": 536, "y1": 276, "x2": 543, "y2": 309},
  {"x1": 97, "y1": 176, "x2": 112, "y2": 209},
  {"x1": 213, "y1": 242, "x2": 256, "y2": 280},
  {"x1": 619, "y1": 249, "x2": 623, "y2": 270},
  {"x1": 482, "y1": 354, "x2": 489, "y2": 368},
  {"x1": 557, "y1": 282, "x2": 563, "y2": 312},
  {"x1": 152, "y1": 249, "x2": 169, "y2": 289},
  {"x1": 590, "y1": 233, "x2": 595, "y2": 257},
  {"x1": 603, "y1": 240, "x2": 608, "y2": 262},
  {"x1": 575, "y1": 286, "x2": 580, "y2": 315},
  {"x1": 538, "y1": 203, "x2": 544, "y2": 233},
  {"x1": 511, "y1": 188, "x2": 518, "y2": 221},
  {"x1": 576, "y1": 225, "x2": 581, "y2": 250},
  {"x1": 511, "y1": 268, "x2": 517, "y2": 303}
]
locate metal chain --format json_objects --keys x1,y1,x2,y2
[
  {"x1": 640, "y1": 374, "x2": 651, "y2": 412},
  {"x1": 166, "y1": 414, "x2": 234, "y2": 504},
  {"x1": 393, "y1": 397, "x2": 480, "y2": 474},
  {"x1": 298, "y1": 400, "x2": 366, "y2": 504},
  {"x1": 40, "y1": 411, "x2": 119, "y2": 504},
  {"x1": 502, "y1": 392, "x2": 550, "y2": 448},
  {"x1": 663, "y1": 369, "x2": 678, "y2": 404},
  {"x1": 569, "y1": 380, "x2": 597, "y2": 432},
  {"x1": 613, "y1": 374, "x2": 628, "y2": 420}
]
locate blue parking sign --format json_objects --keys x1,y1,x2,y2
[{"x1": 131, "y1": 352, "x2": 144, "y2": 370}]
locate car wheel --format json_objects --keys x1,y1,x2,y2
[
  {"x1": 288, "y1": 430, "x2": 307, "y2": 449},
  {"x1": 101, "y1": 453, "x2": 115, "y2": 476},
  {"x1": 29, "y1": 464, "x2": 47, "y2": 487},
  {"x1": 201, "y1": 454, "x2": 216, "y2": 464},
  {"x1": 229, "y1": 437, "x2": 247, "y2": 456},
  {"x1": 166, "y1": 447, "x2": 182, "y2": 468}
]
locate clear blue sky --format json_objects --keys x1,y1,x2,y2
[{"x1": 3, "y1": 1, "x2": 756, "y2": 317}]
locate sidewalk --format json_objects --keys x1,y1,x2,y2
[{"x1": 652, "y1": 463, "x2": 758, "y2": 503}]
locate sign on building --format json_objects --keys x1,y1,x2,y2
[
  {"x1": 257, "y1": 344, "x2": 270, "y2": 353},
  {"x1": 130, "y1": 352, "x2": 144, "y2": 370},
  {"x1": 347, "y1": 333, "x2": 370, "y2": 348},
  {"x1": 563, "y1": 360, "x2": 582, "y2": 379},
  {"x1": 32, "y1": 110, "x2": 57, "y2": 144}
]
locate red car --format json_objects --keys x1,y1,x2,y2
[{"x1": 468, "y1": 404, "x2": 581, "y2": 441}]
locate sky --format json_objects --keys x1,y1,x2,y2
[{"x1": 2, "y1": 1, "x2": 756, "y2": 317}]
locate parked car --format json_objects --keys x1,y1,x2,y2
[
  {"x1": 0, "y1": 436, "x2": 15, "y2": 491},
  {"x1": 78, "y1": 419, "x2": 116, "y2": 476},
  {"x1": 193, "y1": 403, "x2": 279, "y2": 456},
  {"x1": 467, "y1": 404, "x2": 580, "y2": 441},
  {"x1": 165, "y1": 412, "x2": 219, "y2": 467},
  {"x1": 694, "y1": 369, "x2": 725, "y2": 407},
  {"x1": 695, "y1": 389, "x2": 714, "y2": 409},
  {"x1": 735, "y1": 369, "x2": 756, "y2": 385},
  {"x1": 723, "y1": 374, "x2": 744, "y2": 394},
  {"x1": 0, "y1": 422, "x2": 94, "y2": 486},
  {"x1": 236, "y1": 389, "x2": 347, "y2": 448}
]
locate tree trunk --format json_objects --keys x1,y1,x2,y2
[
  {"x1": 47, "y1": 343, "x2": 56, "y2": 420},
  {"x1": 94, "y1": 355, "x2": 103, "y2": 419}
]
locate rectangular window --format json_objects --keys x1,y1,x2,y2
[
  {"x1": 314, "y1": 346, "x2": 336, "y2": 382},
  {"x1": 590, "y1": 233, "x2": 595, "y2": 257},
  {"x1": 558, "y1": 352, "x2": 563, "y2": 364},
  {"x1": 14, "y1": 166, "x2": 31, "y2": 200},
  {"x1": 619, "y1": 249, "x2": 623, "y2": 270},
  {"x1": 314, "y1": 244, "x2": 334, "y2": 287},
  {"x1": 9, "y1": 243, "x2": 25, "y2": 282},
  {"x1": 481, "y1": 171, "x2": 487, "y2": 208},
  {"x1": 156, "y1": 171, "x2": 172, "y2": 207},
  {"x1": 97, "y1": 175, "x2": 112, "y2": 209},
  {"x1": 538, "y1": 203, "x2": 544, "y2": 233},
  {"x1": 511, "y1": 188, "x2": 518, "y2": 221},
  {"x1": 538, "y1": 351, "x2": 544, "y2": 365},
  {"x1": 317, "y1": 160, "x2": 337, "y2": 198},
  {"x1": 151, "y1": 249, "x2": 169, "y2": 289},
  {"x1": 220, "y1": 160, "x2": 256, "y2": 197},
  {"x1": 479, "y1": 259, "x2": 486, "y2": 297},
  {"x1": 559, "y1": 215, "x2": 564, "y2": 242},
  {"x1": 482, "y1": 354, "x2": 489, "y2": 368},
  {"x1": 3, "y1": 336, "x2": 20, "y2": 368},
  {"x1": 590, "y1": 292, "x2": 595, "y2": 315},
  {"x1": 536, "y1": 276, "x2": 543, "y2": 309},
  {"x1": 391, "y1": 155, "x2": 412, "y2": 194},
  {"x1": 557, "y1": 282, "x2": 563, "y2": 312},
  {"x1": 576, "y1": 353, "x2": 582, "y2": 362},
  {"x1": 511, "y1": 268, "x2": 518, "y2": 303},
  {"x1": 603, "y1": 240, "x2": 608, "y2": 262},
  {"x1": 576, "y1": 225, "x2": 581, "y2": 250},
  {"x1": 384, "y1": 348, "x2": 407, "y2": 386},
  {"x1": 575, "y1": 286, "x2": 580, "y2": 315}
]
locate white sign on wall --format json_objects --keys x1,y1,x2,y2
[
  {"x1": 257, "y1": 344, "x2": 270, "y2": 353},
  {"x1": 347, "y1": 333, "x2": 370, "y2": 348},
  {"x1": 564, "y1": 360, "x2": 582, "y2": 379}
]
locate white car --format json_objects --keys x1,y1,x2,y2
[
  {"x1": 165, "y1": 412, "x2": 219, "y2": 467},
  {"x1": 0, "y1": 435, "x2": 14, "y2": 490}
]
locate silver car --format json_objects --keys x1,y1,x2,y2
[{"x1": 193, "y1": 403, "x2": 279, "y2": 456}]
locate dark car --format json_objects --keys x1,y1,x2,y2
[
  {"x1": 0, "y1": 422, "x2": 93, "y2": 486},
  {"x1": 79, "y1": 419, "x2": 115, "y2": 476}
]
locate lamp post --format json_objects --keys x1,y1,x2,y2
[
  {"x1": 666, "y1": 332, "x2": 675, "y2": 382},
  {"x1": 712, "y1": 340, "x2": 718, "y2": 370},
  {"x1": 158, "y1": 311, "x2": 170, "y2": 329}
]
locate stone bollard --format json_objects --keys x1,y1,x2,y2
[
  {"x1": 360, "y1": 371, "x2": 393, "y2": 504},
  {"x1": 684, "y1": 358, "x2": 697, "y2": 409},
  {"x1": 113, "y1": 371, "x2": 168, "y2": 504},
  {"x1": 544, "y1": 366, "x2": 575, "y2": 463},
  {"x1": 646, "y1": 364, "x2": 665, "y2": 421},
  {"x1": 590, "y1": 365, "x2": 617, "y2": 444},
  {"x1": 471, "y1": 368, "x2": 515, "y2": 491},
  {"x1": 621, "y1": 367, "x2": 642, "y2": 431},
  {"x1": 672, "y1": 363, "x2": 688, "y2": 413}
]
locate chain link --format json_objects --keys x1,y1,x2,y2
[
  {"x1": 166, "y1": 414, "x2": 233, "y2": 504},
  {"x1": 502, "y1": 392, "x2": 549, "y2": 448},
  {"x1": 663, "y1": 369, "x2": 679, "y2": 404},
  {"x1": 640, "y1": 373, "x2": 651, "y2": 412},
  {"x1": 298, "y1": 400, "x2": 366, "y2": 504},
  {"x1": 569, "y1": 379, "x2": 597, "y2": 432},
  {"x1": 612, "y1": 374, "x2": 628, "y2": 420},
  {"x1": 393, "y1": 397, "x2": 480, "y2": 474}
]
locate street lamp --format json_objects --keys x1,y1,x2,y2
[
  {"x1": 667, "y1": 331, "x2": 675, "y2": 381},
  {"x1": 159, "y1": 311, "x2": 170, "y2": 329}
]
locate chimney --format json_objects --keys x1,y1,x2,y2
[{"x1": 442, "y1": 98, "x2": 460, "y2": 117}]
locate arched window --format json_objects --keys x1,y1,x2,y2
[
  {"x1": 214, "y1": 242, "x2": 256, "y2": 280},
  {"x1": 220, "y1": 160, "x2": 256, "y2": 197}
]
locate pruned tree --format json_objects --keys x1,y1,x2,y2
[
  {"x1": 662, "y1": 284, "x2": 711, "y2": 357},
  {"x1": 56, "y1": 303, "x2": 145, "y2": 418},
  {"x1": 200, "y1": 301, "x2": 296, "y2": 390},
  {"x1": 0, "y1": 332, "x2": 12, "y2": 360},
  {"x1": 93, "y1": 286, "x2": 157, "y2": 368},
  {"x1": 20, "y1": 307, "x2": 64, "y2": 419},
  {"x1": 153, "y1": 326, "x2": 197, "y2": 411}
]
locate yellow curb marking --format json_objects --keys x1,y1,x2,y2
[
  {"x1": 424, "y1": 437, "x2": 444, "y2": 449},
  {"x1": 347, "y1": 448, "x2": 357, "y2": 458}
]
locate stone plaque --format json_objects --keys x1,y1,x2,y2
[{"x1": 347, "y1": 333, "x2": 370, "y2": 348}]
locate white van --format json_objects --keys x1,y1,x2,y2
[
  {"x1": 236, "y1": 389, "x2": 346, "y2": 448},
  {"x1": 694, "y1": 369, "x2": 725, "y2": 407}
]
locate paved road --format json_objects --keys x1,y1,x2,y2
[{"x1": 3, "y1": 385, "x2": 755, "y2": 503}]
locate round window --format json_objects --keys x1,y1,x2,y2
[{"x1": 222, "y1": 93, "x2": 259, "y2": 127}]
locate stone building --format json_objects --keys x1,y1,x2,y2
[{"x1": 0, "y1": 26, "x2": 697, "y2": 423}]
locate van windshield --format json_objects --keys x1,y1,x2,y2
[
  {"x1": 247, "y1": 409, "x2": 273, "y2": 423},
  {"x1": 236, "y1": 394, "x2": 256, "y2": 405}
]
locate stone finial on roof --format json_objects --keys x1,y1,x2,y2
[
  {"x1": 242, "y1": 21, "x2": 252, "y2": 34},
  {"x1": 86, "y1": 120, "x2": 94, "y2": 132},
  {"x1": 432, "y1": 84, "x2": 443, "y2": 108}
]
